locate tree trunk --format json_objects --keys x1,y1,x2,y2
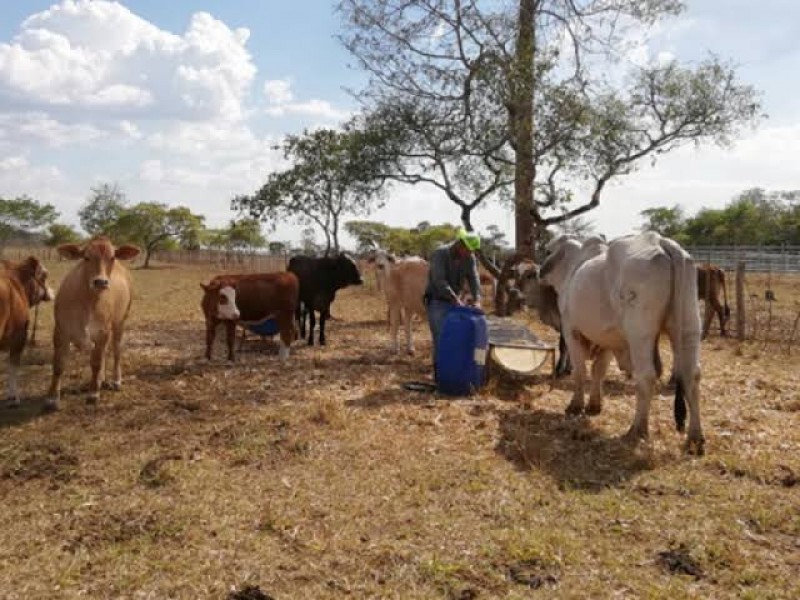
[
  {"x1": 332, "y1": 212, "x2": 340, "y2": 254},
  {"x1": 144, "y1": 246, "x2": 153, "y2": 269},
  {"x1": 512, "y1": 0, "x2": 536, "y2": 260}
]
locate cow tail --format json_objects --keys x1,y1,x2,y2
[
  {"x1": 719, "y1": 270, "x2": 731, "y2": 318},
  {"x1": 659, "y1": 238, "x2": 699, "y2": 433}
]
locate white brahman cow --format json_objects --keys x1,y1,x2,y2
[{"x1": 539, "y1": 232, "x2": 704, "y2": 454}]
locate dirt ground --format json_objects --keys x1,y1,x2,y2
[{"x1": 1, "y1": 260, "x2": 798, "y2": 599}]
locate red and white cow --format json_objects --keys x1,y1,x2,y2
[{"x1": 201, "y1": 271, "x2": 299, "y2": 362}]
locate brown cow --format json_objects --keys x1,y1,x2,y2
[
  {"x1": 201, "y1": 271, "x2": 299, "y2": 362},
  {"x1": 697, "y1": 264, "x2": 730, "y2": 338},
  {"x1": 46, "y1": 237, "x2": 140, "y2": 410},
  {"x1": 0, "y1": 257, "x2": 53, "y2": 406}
]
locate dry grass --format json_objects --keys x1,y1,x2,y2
[{"x1": 1, "y1": 261, "x2": 798, "y2": 599}]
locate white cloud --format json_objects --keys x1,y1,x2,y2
[
  {"x1": 0, "y1": 1, "x2": 256, "y2": 121},
  {"x1": 0, "y1": 112, "x2": 106, "y2": 149},
  {"x1": 0, "y1": 155, "x2": 28, "y2": 171},
  {"x1": 262, "y1": 78, "x2": 350, "y2": 122},
  {"x1": 147, "y1": 120, "x2": 281, "y2": 160},
  {"x1": 264, "y1": 79, "x2": 293, "y2": 104}
]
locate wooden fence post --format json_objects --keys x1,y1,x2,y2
[{"x1": 736, "y1": 261, "x2": 746, "y2": 341}]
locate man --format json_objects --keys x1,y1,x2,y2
[{"x1": 423, "y1": 228, "x2": 482, "y2": 367}]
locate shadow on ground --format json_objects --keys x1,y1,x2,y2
[{"x1": 495, "y1": 408, "x2": 657, "y2": 491}]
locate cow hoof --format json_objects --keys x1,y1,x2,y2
[
  {"x1": 110, "y1": 381, "x2": 122, "y2": 392},
  {"x1": 5, "y1": 396, "x2": 21, "y2": 409},
  {"x1": 86, "y1": 394, "x2": 99, "y2": 405},
  {"x1": 585, "y1": 402, "x2": 602, "y2": 416},
  {"x1": 621, "y1": 427, "x2": 647, "y2": 445},
  {"x1": 686, "y1": 437, "x2": 706, "y2": 456},
  {"x1": 565, "y1": 404, "x2": 584, "y2": 417},
  {"x1": 406, "y1": 348, "x2": 416, "y2": 356},
  {"x1": 42, "y1": 400, "x2": 59, "y2": 413}
]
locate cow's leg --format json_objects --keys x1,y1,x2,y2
[
  {"x1": 565, "y1": 331, "x2": 589, "y2": 415},
  {"x1": 277, "y1": 315, "x2": 293, "y2": 363},
  {"x1": 88, "y1": 333, "x2": 109, "y2": 404},
  {"x1": 307, "y1": 308, "x2": 316, "y2": 346},
  {"x1": 318, "y1": 309, "x2": 327, "y2": 346},
  {"x1": 701, "y1": 300, "x2": 712, "y2": 340},
  {"x1": 623, "y1": 334, "x2": 659, "y2": 443},
  {"x1": 404, "y1": 308, "x2": 415, "y2": 355},
  {"x1": 555, "y1": 332, "x2": 571, "y2": 377},
  {"x1": 710, "y1": 296, "x2": 725, "y2": 338},
  {"x1": 46, "y1": 326, "x2": 69, "y2": 411},
  {"x1": 205, "y1": 320, "x2": 217, "y2": 360},
  {"x1": 388, "y1": 303, "x2": 401, "y2": 353},
  {"x1": 6, "y1": 327, "x2": 27, "y2": 407},
  {"x1": 109, "y1": 325, "x2": 125, "y2": 391},
  {"x1": 225, "y1": 321, "x2": 236, "y2": 361},
  {"x1": 586, "y1": 349, "x2": 612, "y2": 415}
]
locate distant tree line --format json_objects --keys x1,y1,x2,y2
[
  {"x1": 640, "y1": 188, "x2": 800, "y2": 246},
  {"x1": 345, "y1": 220, "x2": 511, "y2": 259}
]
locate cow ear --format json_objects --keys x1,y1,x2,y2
[
  {"x1": 387, "y1": 254, "x2": 397, "y2": 263},
  {"x1": 115, "y1": 245, "x2": 141, "y2": 260},
  {"x1": 58, "y1": 244, "x2": 84, "y2": 261}
]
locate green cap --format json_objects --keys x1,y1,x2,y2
[{"x1": 457, "y1": 227, "x2": 481, "y2": 251}]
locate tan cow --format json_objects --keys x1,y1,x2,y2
[
  {"x1": 540, "y1": 232, "x2": 704, "y2": 454},
  {"x1": 371, "y1": 251, "x2": 429, "y2": 354},
  {"x1": 46, "y1": 237, "x2": 140, "y2": 410},
  {"x1": 0, "y1": 257, "x2": 53, "y2": 406}
]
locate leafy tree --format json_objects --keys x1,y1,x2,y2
[
  {"x1": 339, "y1": 0, "x2": 761, "y2": 263},
  {"x1": 224, "y1": 218, "x2": 267, "y2": 253},
  {"x1": 78, "y1": 183, "x2": 128, "y2": 236},
  {"x1": 268, "y1": 241, "x2": 288, "y2": 256},
  {"x1": 640, "y1": 205, "x2": 686, "y2": 238},
  {"x1": 111, "y1": 203, "x2": 205, "y2": 268},
  {"x1": 300, "y1": 227, "x2": 320, "y2": 255},
  {"x1": 0, "y1": 195, "x2": 59, "y2": 248},
  {"x1": 344, "y1": 220, "x2": 392, "y2": 253},
  {"x1": 234, "y1": 123, "x2": 391, "y2": 255},
  {"x1": 44, "y1": 223, "x2": 82, "y2": 247}
]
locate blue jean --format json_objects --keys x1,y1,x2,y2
[{"x1": 426, "y1": 298, "x2": 452, "y2": 369}]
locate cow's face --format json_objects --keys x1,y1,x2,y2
[
  {"x1": 337, "y1": 253, "x2": 363, "y2": 286},
  {"x1": 200, "y1": 280, "x2": 240, "y2": 321},
  {"x1": 58, "y1": 238, "x2": 140, "y2": 292},
  {"x1": 2, "y1": 257, "x2": 54, "y2": 306},
  {"x1": 371, "y1": 251, "x2": 395, "y2": 274}
]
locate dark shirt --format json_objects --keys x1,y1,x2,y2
[{"x1": 424, "y1": 241, "x2": 481, "y2": 303}]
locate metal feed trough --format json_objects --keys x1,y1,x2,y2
[{"x1": 486, "y1": 316, "x2": 556, "y2": 378}]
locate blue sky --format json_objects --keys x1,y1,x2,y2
[{"x1": 1, "y1": 1, "x2": 798, "y2": 248}]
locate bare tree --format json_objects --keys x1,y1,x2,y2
[{"x1": 338, "y1": 0, "x2": 761, "y2": 260}]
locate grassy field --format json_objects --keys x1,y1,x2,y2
[{"x1": 1, "y1": 259, "x2": 798, "y2": 599}]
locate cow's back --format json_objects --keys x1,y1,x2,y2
[{"x1": 234, "y1": 272, "x2": 299, "y2": 321}]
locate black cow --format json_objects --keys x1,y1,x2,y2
[{"x1": 287, "y1": 253, "x2": 363, "y2": 345}]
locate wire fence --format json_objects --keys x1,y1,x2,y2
[{"x1": 687, "y1": 245, "x2": 800, "y2": 273}]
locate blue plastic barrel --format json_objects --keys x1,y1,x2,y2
[
  {"x1": 435, "y1": 305, "x2": 489, "y2": 396},
  {"x1": 246, "y1": 318, "x2": 280, "y2": 337}
]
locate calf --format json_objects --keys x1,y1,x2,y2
[
  {"x1": 201, "y1": 272, "x2": 299, "y2": 362},
  {"x1": 371, "y1": 251, "x2": 429, "y2": 354},
  {"x1": 697, "y1": 264, "x2": 730, "y2": 338},
  {"x1": 0, "y1": 257, "x2": 53, "y2": 406},
  {"x1": 47, "y1": 237, "x2": 140, "y2": 409},
  {"x1": 287, "y1": 253, "x2": 363, "y2": 345}
]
